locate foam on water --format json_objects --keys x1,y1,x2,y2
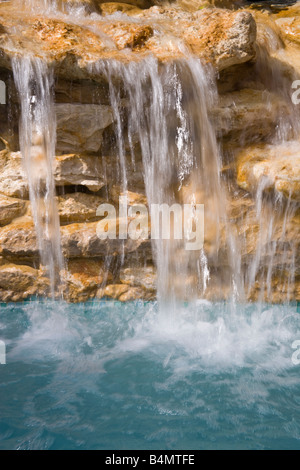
[
  {"x1": 0, "y1": 301, "x2": 299, "y2": 449},
  {"x1": 5, "y1": 300, "x2": 300, "y2": 373}
]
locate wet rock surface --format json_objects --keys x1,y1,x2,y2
[{"x1": 0, "y1": 2, "x2": 257, "y2": 76}]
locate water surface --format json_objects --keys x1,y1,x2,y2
[{"x1": 0, "y1": 300, "x2": 299, "y2": 450}]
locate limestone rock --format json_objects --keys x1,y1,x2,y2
[
  {"x1": 0, "y1": 150, "x2": 28, "y2": 198},
  {"x1": 0, "y1": 263, "x2": 41, "y2": 301},
  {"x1": 101, "y1": 22, "x2": 154, "y2": 50},
  {"x1": 0, "y1": 215, "x2": 150, "y2": 261},
  {"x1": 276, "y1": 15, "x2": 300, "y2": 46},
  {"x1": 236, "y1": 141, "x2": 300, "y2": 201},
  {"x1": 58, "y1": 192, "x2": 106, "y2": 224},
  {"x1": 0, "y1": 5, "x2": 257, "y2": 79},
  {"x1": 97, "y1": 283, "x2": 155, "y2": 301},
  {"x1": 62, "y1": 258, "x2": 113, "y2": 302},
  {"x1": 110, "y1": 185, "x2": 148, "y2": 206},
  {"x1": 0, "y1": 221, "x2": 38, "y2": 260},
  {"x1": 0, "y1": 263, "x2": 38, "y2": 292},
  {"x1": 0, "y1": 263, "x2": 51, "y2": 301},
  {"x1": 0, "y1": 151, "x2": 108, "y2": 195},
  {"x1": 99, "y1": 2, "x2": 143, "y2": 16},
  {"x1": 183, "y1": 10, "x2": 257, "y2": 71},
  {"x1": 60, "y1": 220, "x2": 148, "y2": 258},
  {"x1": 54, "y1": 154, "x2": 106, "y2": 192},
  {"x1": 56, "y1": 104, "x2": 114, "y2": 154},
  {"x1": 120, "y1": 265, "x2": 156, "y2": 290},
  {"x1": 0, "y1": 195, "x2": 27, "y2": 225},
  {"x1": 177, "y1": 0, "x2": 245, "y2": 9},
  {"x1": 211, "y1": 89, "x2": 292, "y2": 143}
]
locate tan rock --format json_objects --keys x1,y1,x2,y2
[
  {"x1": 0, "y1": 262, "x2": 51, "y2": 301},
  {"x1": 211, "y1": 89, "x2": 291, "y2": 143},
  {"x1": 97, "y1": 283, "x2": 155, "y2": 300},
  {"x1": 54, "y1": 154, "x2": 106, "y2": 192},
  {"x1": 58, "y1": 192, "x2": 106, "y2": 224},
  {"x1": 120, "y1": 265, "x2": 156, "y2": 290},
  {"x1": 0, "y1": 221, "x2": 38, "y2": 260},
  {"x1": 0, "y1": 150, "x2": 28, "y2": 198},
  {"x1": 110, "y1": 185, "x2": 148, "y2": 206},
  {"x1": 103, "y1": 157, "x2": 145, "y2": 193},
  {"x1": 0, "y1": 194, "x2": 27, "y2": 225},
  {"x1": 0, "y1": 151, "x2": 109, "y2": 196},
  {"x1": 248, "y1": 271, "x2": 300, "y2": 303},
  {"x1": 56, "y1": 104, "x2": 114, "y2": 154},
  {"x1": 60, "y1": 220, "x2": 148, "y2": 258},
  {"x1": 236, "y1": 141, "x2": 300, "y2": 201},
  {"x1": 0, "y1": 263, "x2": 38, "y2": 292},
  {"x1": 62, "y1": 258, "x2": 113, "y2": 301},
  {"x1": 0, "y1": 5, "x2": 257, "y2": 79},
  {"x1": 99, "y1": 2, "x2": 143, "y2": 16},
  {"x1": 0, "y1": 213, "x2": 150, "y2": 261},
  {"x1": 101, "y1": 22, "x2": 153, "y2": 50},
  {"x1": 183, "y1": 9, "x2": 257, "y2": 71},
  {"x1": 275, "y1": 16, "x2": 300, "y2": 46}
]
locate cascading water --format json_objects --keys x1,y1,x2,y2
[
  {"x1": 6, "y1": 1, "x2": 298, "y2": 305},
  {"x1": 238, "y1": 22, "x2": 300, "y2": 304},
  {"x1": 91, "y1": 57, "x2": 235, "y2": 307},
  {"x1": 12, "y1": 57, "x2": 64, "y2": 297}
]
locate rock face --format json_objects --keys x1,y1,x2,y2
[
  {"x1": 0, "y1": 0, "x2": 298, "y2": 303},
  {"x1": 55, "y1": 104, "x2": 114, "y2": 154},
  {"x1": 58, "y1": 192, "x2": 106, "y2": 224},
  {"x1": 211, "y1": 89, "x2": 292, "y2": 143},
  {"x1": 0, "y1": 151, "x2": 28, "y2": 198},
  {"x1": 62, "y1": 258, "x2": 112, "y2": 302},
  {"x1": 120, "y1": 265, "x2": 156, "y2": 291},
  {"x1": 0, "y1": 221, "x2": 39, "y2": 261},
  {"x1": 0, "y1": 2, "x2": 257, "y2": 77},
  {"x1": 60, "y1": 220, "x2": 149, "y2": 258},
  {"x1": 236, "y1": 141, "x2": 300, "y2": 201},
  {"x1": 0, "y1": 264, "x2": 46, "y2": 302},
  {"x1": 54, "y1": 154, "x2": 106, "y2": 191},
  {"x1": 0, "y1": 195, "x2": 27, "y2": 225},
  {"x1": 183, "y1": 10, "x2": 257, "y2": 70}
]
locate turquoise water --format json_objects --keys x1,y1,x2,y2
[{"x1": 0, "y1": 300, "x2": 300, "y2": 450}]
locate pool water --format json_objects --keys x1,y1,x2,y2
[{"x1": 0, "y1": 300, "x2": 300, "y2": 450}]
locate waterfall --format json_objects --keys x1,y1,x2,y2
[
  {"x1": 90, "y1": 57, "x2": 240, "y2": 306},
  {"x1": 240, "y1": 30, "x2": 300, "y2": 303},
  {"x1": 5, "y1": 3, "x2": 297, "y2": 305},
  {"x1": 12, "y1": 57, "x2": 64, "y2": 297},
  {"x1": 91, "y1": 53, "x2": 298, "y2": 306}
]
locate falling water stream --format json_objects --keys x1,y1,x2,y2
[
  {"x1": 12, "y1": 57, "x2": 64, "y2": 296},
  {"x1": 92, "y1": 57, "x2": 230, "y2": 306}
]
